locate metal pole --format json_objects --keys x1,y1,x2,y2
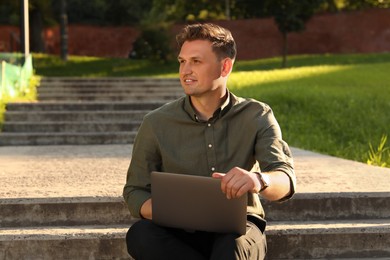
[
  {"x1": 20, "y1": 0, "x2": 30, "y2": 57},
  {"x1": 60, "y1": 0, "x2": 68, "y2": 61}
]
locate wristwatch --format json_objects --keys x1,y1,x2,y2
[{"x1": 255, "y1": 172, "x2": 269, "y2": 192}]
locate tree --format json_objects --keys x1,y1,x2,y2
[
  {"x1": 266, "y1": 0, "x2": 322, "y2": 67},
  {"x1": 105, "y1": 0, "x2": 153, "y2": 25},
  {"x1": 129, "y1": 0, "x2": 176, "y2": 62},
  {"x1": 29, "y1": 0, "x2": 54, "y2": 53},
  {"x1": 230, "y1": 0, "x2": 268, "y2": 19},
  {"x1": 0, "y1": 0, "x2": 54, "y2": 53}
]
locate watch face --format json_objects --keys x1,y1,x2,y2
[{"x1": 259, "y1": 174, "x2": 269, "y2": 192}]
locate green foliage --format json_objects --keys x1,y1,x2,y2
[
  {"x1": 367, "y1": 135, "x2": 389, "y2": 167},
  {"x1": 150, "y1": 0, "x2": 228, "y2": 22},
  {"x1": 340, "y1": 0, "x2": 390, "y2": 10},
  {"x1": 105, "y1": 0, "x2": 153, "y2": 25},
  {"x1": 229, "y1": 0, "x2": 268, "y2": 19},
  {"x1": 266, "y1": 0, "x2": 323, "y2": 67},
  {"x1": 1, "y1": 0, "x2": 389, "y2": 27},
  {"x1": 0, "y1": 0, "x2": 19, "y2": 25},
  {"x1": 299, "y1": 0, "x2": 390, "y2": 12},
  {"x1": 266, "y1": 0, "x2": 322, "y2": 34},
  {"x1": 130, "y1": 26, "x2": 174, "y2": 62},
  {"x1": 0, "y1": 0, "x2": 55, "y2": 26},
  {"x1": 0, "y1": 75, "x2": 39, "y2": 130},
  {"x1": 60, "y1": 0, "x2": 108, "y2": 25},
  {"x1": 54, "y1": 0, "x2": 153, "y2": 25},
  {"x1": 123, "y1": 0, "x2": 176, "y2": 63}
]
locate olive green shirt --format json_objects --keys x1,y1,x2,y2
[{"x1": 123, "y1": 91, "x2": 296, "y2": 219}]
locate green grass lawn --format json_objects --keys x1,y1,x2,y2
[
  {"x1": 30, "y1": 52, "x2": 390, "y2": 166},
  {"x1": 229, "y1": 62, "x2": 390, "y2": 166}
]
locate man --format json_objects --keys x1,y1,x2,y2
[{"x1": 123, "y1": 23, "x2": 296, "y2": 260}]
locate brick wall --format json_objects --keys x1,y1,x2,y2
[
  {"x1": 204, "y1": 8, "x2": 390, "y2": 60},
  {"x1": 1, "y1": 8, "x2": 389, "y2": 60},
  {"x1": 43, "y1": 25, "x2": 140, "y2": 58}
]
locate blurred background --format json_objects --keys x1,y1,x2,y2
[{"x1": 0, "y1": 0, "x2": 389, "y2": 61}]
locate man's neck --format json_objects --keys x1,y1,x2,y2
[{"x1": 190, "y1": 90, "x2": 228, "y2": 121}]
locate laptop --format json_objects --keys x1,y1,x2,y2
[{"x1": 151, "y1": 171, "x2": 247, "y2": 235}]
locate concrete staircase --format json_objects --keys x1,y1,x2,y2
[
  {"x1": 1, "y1": 77, "x2": 389, "y2": 259},
  {"x1": 1, "y1": 193, "x2": 389, "y2": 259},
  {"x1": 0, "y1": 77, "x2": 183, "y2": 145}
]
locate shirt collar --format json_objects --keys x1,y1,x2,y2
[{"x1": 183, "y1": 90, "x2": 233, "y2": 122}]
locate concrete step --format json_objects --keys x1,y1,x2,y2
[
  {"x1": 37, "y1": 88, "x2": 182, "y2": 94},
  {"x1": 2, "y1": 121, "x2": 141, "y2": 133},
  {"x1": 39, "y1": 80, "x2": 181, "y2": 88},
  {"x1": 37, "y1": 84, "x2": 183, "y2": 94},
  {"x1": 37, "y1": 93, "x2": 182, "y2": 102},
  {"x1": 5, "y1": 101, "x2": 166, "y2": 112},
  {"x1": 4, "y1": 111, "x2": 147, "y2": 122},
  {"x1": 0, "y1": 131, "x2": 136, "y2": 145},
  {"x1": 0, "y1": 197, "x2": 134, "y2": 228},
  {"x1": 1, "y1": 193, "x2": 388, "y2": 229},
  {"x1": 0, "y1": 77, "x2": 180, "y2": 146},
  {"x1": 262, "y1": 192, "x2": 390, "y2": 221},
  {"x1": 266, "y1": 219, "x2": 390, "y2": 259},
  {"x1": 1, "y1": 220, "x2": 389, "y2": 259},
  {"x1": 40, "y1": 76, "x2": 179, "y2": 84},
  {"x1": 0, "y1": 225, "x2": 131, "y2": 260}
]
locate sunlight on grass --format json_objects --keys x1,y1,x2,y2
[{"x1": 229, "y1": 65, "x2": 350, "y2": 89}]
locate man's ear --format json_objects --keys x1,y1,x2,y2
[{"x1": 221, "y1": 58, "x2": 233, "y2": 77}]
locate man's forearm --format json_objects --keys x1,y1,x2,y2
[{"x1": 258, "y1": 171, "x2": 292, "y2": 201}]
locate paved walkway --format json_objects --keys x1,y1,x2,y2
[{"x1": 1, "y1": 145, "x2": 389, "y2": 199}]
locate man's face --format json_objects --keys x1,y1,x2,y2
[{"x1": 178, "y1": 40, "x2": 224, "y2": 97}]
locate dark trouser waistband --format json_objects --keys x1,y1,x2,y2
[{"x1": 247, "y1": 214, "x2": 267, "y2": 233}]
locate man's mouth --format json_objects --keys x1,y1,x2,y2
[{"x1": 183, "y1": 78, "x2": 197, "y2": 83}]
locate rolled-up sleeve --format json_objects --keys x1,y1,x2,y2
[{"x1": 255, "y1": 105, "x2": 296, "y2": 201}]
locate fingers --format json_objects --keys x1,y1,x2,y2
[
  {"x1": 213, "y1": 168, "x2": 256, "y2": 199},
  {"x1": 212, "y1": 172, "x2": 225, "y2": 179},
  {"x1": 226, "y1": 176, "x2": 250, "y2": 199}
]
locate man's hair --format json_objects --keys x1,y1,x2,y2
[{"x1": 176, "y1": 23, "x2": 236, "y2": 60}]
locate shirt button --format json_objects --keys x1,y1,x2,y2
[
  {"x1": 208, "y1": 144, "x2": 213, "y2": 148},
  {"x1": 211, "y1": 167, "x2": 215, "y2": 171},
  {"x1": 208, "y1": 123, "x2": 211, "y2": 127}
]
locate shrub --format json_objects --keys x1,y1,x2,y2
[{"x1": 130, "y1": 27, "x2": 173, "y2": 62}]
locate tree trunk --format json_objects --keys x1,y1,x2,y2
[
  {"x1": 225, "y1": 0, "x2": 230, "y2": 20},
  {"x1": 60, "y1": 0, "x2": 68, "y2": 61},
  {"x1": 281, "y1": 31, "x2": 288, "y2": 68},
  {"x1": 29, "y1": 8, "x2": 45, "y2": 53}
]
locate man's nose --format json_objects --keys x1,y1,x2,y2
[{"x1": 181, "y1": 63, "x2": 192, "y2": 75}]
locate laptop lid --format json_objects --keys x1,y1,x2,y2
[{"x1": 151, "y1": 171, "x2": 247, "y2": 235}]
